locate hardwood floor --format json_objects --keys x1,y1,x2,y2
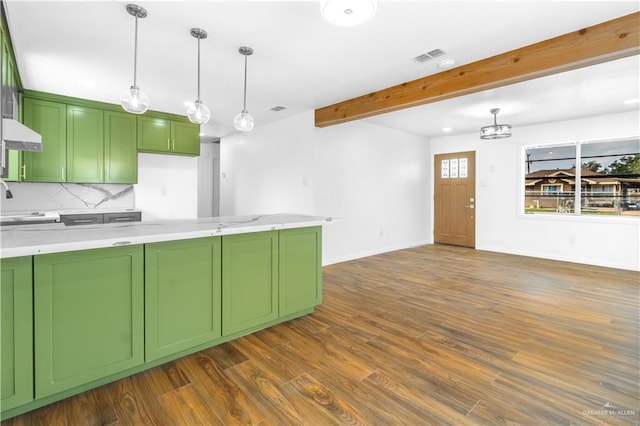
[{"x1": 4, "y1": 244, "x2": 639, "y2": 425}]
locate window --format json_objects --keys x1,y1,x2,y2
[
  {"x1": 524, "y1": 137, "x2": 640, "y2": 216},
  {"x1": 542, "y1": 185, "x2": 562, "y2": 195}
]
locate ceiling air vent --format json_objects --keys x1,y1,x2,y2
[
  {"x1": 413, "y1": 48, "x2": 446, "y2": 63},
  {"x1": 270, "y1": 106, "x2": 287, "y2": 112}
]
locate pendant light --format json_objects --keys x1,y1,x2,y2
[
  {"x1": 186, "y1": 28, "x2": 211, "y2": 124},
  {"x1": 480, "y1": 108, "x2": 512, "y2": 139},
  {"x1": 321, "y1": 0, "x2": 377, "y2": 27},
  {"x1": 120, "y1": 4, "x2": 149, "y2": 114},
  {"x1": 234, "y1": 46, "x2": 254, "y2": 132}
]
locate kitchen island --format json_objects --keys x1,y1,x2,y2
[
  {"x1": 0, "y1": 213, "x2": 329, "y2": 420},
  {"x1": 0, "y1": 213, "x2": 332, "y2": 257}
]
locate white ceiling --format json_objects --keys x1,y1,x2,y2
[{"x1": 4, "y1": 0, "x2": 640, "y2": 140}]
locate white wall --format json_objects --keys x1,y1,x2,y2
[
  {"x1": 134, "y1": 153, "x2": 199, "y2": 221},
  {"x1": 220, "y1": 111, "x2": 431, "y2": 265},
  {"x1": 431, "y1": 110, "x2": 640, "y2": 271},
  {"x1": 197, "y1": 142, "x2": 220, "y2": 217}
]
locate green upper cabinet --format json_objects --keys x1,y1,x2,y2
[
  {"x1": 137, "y1": 116, "x2": 170, "y2": 152},
  {"x1": 34, "y1": 245, "x2": 144, "y2": 399},
  {"x1": 66, "y1": 105, "x2": 104, "y2": 183},
  {"x1": 145, "y1": 237, "x2": 222, "y2": 361},
  {"x1": 222, "y1": 231, "x2": 279, "y2": 336},
  {"x1": 278, "y1": 227, "x2": 323, "y2": 316},
  {"x1": 22, "y1": 98, "x2": 67, "y2": 182},
  {"x1": 171, "y1": 121, "x2": 200, "y2": 156},
  {"x1": 20, "y1": 92, "x2": 139, "y2": 184},
  {"x1": 138, "y1": 115, "x2": 199, "y2": 156},
  {"x1": 104, "y1": 111, "x2": 137, "y2": 183},
  {"x1": 1, "y1": 27, "x2": 21, "y2": 182},
  {"x1": 1, "y1": 256, "x2": 34, "y2": 412}
]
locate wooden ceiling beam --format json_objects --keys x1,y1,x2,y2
[{"x1": 314, "y1": 12, "x2": 640, "y2": 127}]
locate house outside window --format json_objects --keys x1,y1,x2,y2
[{"x1": 524, "y1": 137, "x2": 640, "y2": 216}]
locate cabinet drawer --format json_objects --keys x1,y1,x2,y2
[
  {"x1": 104, "y1": 212, "x2": 141, "y2": 223},
  {"x1": 60, "y1": 214, "x2": 103, "y2": 226}
]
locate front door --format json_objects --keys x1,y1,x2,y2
[{"x1": 434, "y1": 151, "x2": 476, "y2": 248}]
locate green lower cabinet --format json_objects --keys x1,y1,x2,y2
[
  {"x1": 222, "y1": 231, "x2": 279, "y2": 336},
  {"x1": 279, "y1": 226, "x2": 323, "y2": 316},
  {"x1": 145, "y1": 237, "x2": 222, "y2": 361},
  {"x1": 1, "y1": 257, "x2": 33, "y2": 411},
  {"x1": 34, "y1": 245, "x2": 144, "y2": 398}
]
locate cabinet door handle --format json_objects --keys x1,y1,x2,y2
[
  {"x1": 167, "y1": 138, "x2": 170, "y2": 150},
  {"x1": 21, "y1": 164, "x2": 26, "y2": 179},
  {"x1": 172, "y1": 139, "x2": 175, "y2": 151},
  {"x1": 61, "y1": 167, "x2": 65, "y2": 180}
]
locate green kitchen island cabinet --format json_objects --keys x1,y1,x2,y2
[
  {"x1": 34, "y1": 245, "x2": 144, "y2": 398},
  {"x1": 0, "y1": 214, "x2": 329, "y2": 420},
  {"x1": 0, "y1": 257, "x2": 33, "y2": 411},
  {"x1": 279, "y1": 226, "x2": 323, "y2": 316},
  {"x1": 137, "y1": 115, "x2": 200, "y2": 156},
  {"x1": 145, "y1": 237, "x2": 222, "y2": 361},
  {"x1": 222, "y1": 231, "x2": 279, "y2": 336}
]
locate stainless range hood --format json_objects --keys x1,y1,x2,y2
[{"x1": 2, "y1": 118, "x2": 42, "y2": 151}]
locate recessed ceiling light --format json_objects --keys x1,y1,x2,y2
[
  {"x1": 624, "y1": 98, "x2": 639, "y2": 105},
  {"x1": 437, "y1": 59, "x2": 456, "y2": 69},
  {"x1": 321, "y1": 0, "x2": 377, "y2": 27},
  {"x1": 442, "y1": 127, "x2": 452, "y2": 132}
]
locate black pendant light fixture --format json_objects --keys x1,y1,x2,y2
[
  {"x1": 120, "y1": 4, "x2": 149, "y2": 114},
  {"x1": 234, "y1": 46, "x2": 255, "y2": 132},
  {"x1": 186, "y1": 28, "x2": 211, "y2": 124},
  {"x1": 480, "y1": 108, "x2": 512, "y2": 139}
]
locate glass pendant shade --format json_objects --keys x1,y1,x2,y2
[
  {"x1": 120, "y1": 85, "x2": 149, "y2": 114},
  {"x1": 480, "y1": 108, "x2": 512, "y2": 139},
  {"x1": 121, "y1": 4, "x2": 148, "y2": 114},
  {"x1": 321, "y1": 0, "x2": 377, "y2": 27},
  {"x1": 234, "y1": 110, "x2": 254, "y2": 132},
  {"x1": 235, "y1": 46, "x2": 255, "y2": 132},
  {"x1": 186, "y1": 28, "x2": 210, "y2": 124},
  {"x1": 187, "y1": 100, "x2": 211, "y2": 125}
]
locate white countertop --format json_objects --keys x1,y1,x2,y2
[{"x1": 0, "y1": 213, "x2": 333, "y2": 258}]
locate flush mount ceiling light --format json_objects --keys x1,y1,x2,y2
[
  {"x1": 120, "y1": 4, "x2": 149, "y2": 114},
  {"x1": 480, "y1": 108, "x2": 512, "y2": 139},
  {"x1": 234, "y1": 46, "x2": 255, "y2": 132},
  {"x1": 321, "y1": 0, "x2": 377, "y2": 27},
  {"x1": 186, "y1": 28, "x2": 211, "y2": 124}
]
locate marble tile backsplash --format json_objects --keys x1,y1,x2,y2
[{"x1": 0, "y1": 182, "x2": 135, "y2": 213}]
